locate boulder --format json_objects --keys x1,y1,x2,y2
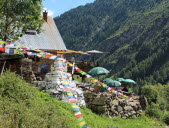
[{"x1": 112, "y1": 100, "x2": 119, "y2": 106}]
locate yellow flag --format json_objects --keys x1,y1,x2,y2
[
  {"x1": 67, "y1": 93, "x2": 73, "y2": 96},
  {"x1": 93, "y1": 79, "x2": 97, "y2": 83},
  {"x1": 0, "y1": 41, "x2": 5, "y2": 44},
  {"x1": 102, "y1": 84, "x2": 107, "y2": 87},
  {"x1": 69, "y1": 63, "x2": 73, "y2": 66},
  {"x1": 72, "y1": 105, "x2": 79, "y2": 108},
  {"x1": 79, "y1": 121, "x2": 87, "y2": 127},
  {"x1": 64, "y1": 82, "x2": 69, "y2": 85},
  {"x1": 81, "y1": 72, "x2": 86, "y2": 75},
  {"x1": 14, "y1": 49, "x2": 20, "y2": 54},
  {"x1": 37, "y1": 53, "x2": 42, "y2": 57}
]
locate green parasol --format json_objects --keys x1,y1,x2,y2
[
  {"x1": 116, "y1": 77, "x2": 125, "y2": 82},
  {"x1": 88, "y1": 67, "x2": 109, "y2": 76},
  {"x1": 103, "y1": 78, "x2": 121, "y2": 87},
  {"x1": 123, "y1": 79, "x2": 136, "y2": 84}
]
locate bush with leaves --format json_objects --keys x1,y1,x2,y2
[
  {"x1": 142, "y1": 85, "x2": 158, "y2": 104},
  {"x1": 162, "y1": 112, "x2": 169, "y2": 125},
  {"x1": 145, "y1": 103, "x2": 161, "y2": 119}
]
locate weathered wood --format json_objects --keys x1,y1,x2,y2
[
  {"x1": 0, "y1": 53, "x2": 23, "y2": 60},
  {"x1": 1, "y1": 61, "x2": 6, "y2": 75}
]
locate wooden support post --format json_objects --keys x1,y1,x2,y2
[
  {"x1": 1, "y1": 61, "x2": 6, "y2": 75},
  {"x1": 72, "y1": 62, "x2": 75, "y2": 75}
]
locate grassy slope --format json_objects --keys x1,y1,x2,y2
[{"x1": 0, "y1": 72, "x2": 165, "y2": 128}]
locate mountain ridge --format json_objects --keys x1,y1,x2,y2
[{"x1": 54, "y1": 0, "x2": 169, "y2": 85}]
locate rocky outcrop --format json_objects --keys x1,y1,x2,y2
[{"x1": 84, "y1": 92, "x2": 142, "y2": 119}]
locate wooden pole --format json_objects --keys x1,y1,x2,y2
[
  {"x1": 72, "y1": 62, "x2": 75, "y2": 75},
  {"x1": 1, "y1": 61, "x2": 6, "y2": 75}
]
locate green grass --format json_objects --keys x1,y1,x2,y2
[
  {"x1": 73, "y1": 75, "x2": 82, "y2": 83},
  {"x1": 81, "y1": 107, "x2": 165, "y2": 128},
  {"x1": 0, "y1": 71, "x2": 166, "y2": 128}
]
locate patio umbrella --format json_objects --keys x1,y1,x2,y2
[
  {"x1": 103, "y1": 78, "x2": 121, "y2": 87},
  {"x1": 86, "y1": 50, "x2": 105, "y2": 66},
  {"x1": 88, "y1": 67, "x2": 109, "y2": 76},
  {"x1": 81, "y1": 52, "x2": 90, "y2": 55},
  {"x1": 86, "y1": 50, "x2": 105, "y2": 54},
  {"x1": 116, "y1": 77, "x2": 125, "y2": 82},
  {"x1": 123, "y1": 79, "x2": 136, "y2": 84},
  {"x1": 103, "y1": 78, "x2": 113, "y2": 83}
]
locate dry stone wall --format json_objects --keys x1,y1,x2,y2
[
  {"x1": 84, "y1": 92, "x2": 142, "y2": 119},
  {"x1": 37, "y1": 60, "x2": 86, "y2": 106},
  {"x1": 20, "y1": 58, "x2": 144, "y2": 119},
  {"x1": 20, "y1": 58, "x2": 37, "y2": 83}
]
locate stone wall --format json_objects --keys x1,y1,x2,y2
[
  {"x1": 84, "y1": 92, "x2": 142, "y2": 119},
  {"x1": 20, "y1": 58, "x2": 37, "y2": 83},
  {"x1": 36, "y1": 60, "x2": 86, "y2": 106},
  {"x1": 32, "y1": 57, "x2": 54, "y2": 80},
  {"x1": 19, "y1": 57, "x2": 55, "y2": 83},
  {"x1": 19, "y1": 57, "x2": 145, "y2": 119}
]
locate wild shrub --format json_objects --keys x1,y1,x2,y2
[
  {"x1": 145, "y1": 103, "x2": 161, "y2": 119},
  {"x1": 162, "y1": 112, "x2": 169, "y2": 125},
  {"x1": 142, "y1": 85, "x2": 158, "y2": 104}
]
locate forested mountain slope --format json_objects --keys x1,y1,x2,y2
[{"x1": 54, "y1": 0, "x2": 169, "y2": 85}]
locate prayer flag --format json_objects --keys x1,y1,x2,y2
[
  {"x1": 75, "y1": 112, "x2": 81, "y2": 116},
  {"x1": 77, "y1": 117, "x2": 84, "y2": 122},
  {"x1": 73, "y1": 108, "x2": 80, "y2": 111},
  {"x1": 69, "y1": 99, "x2": 77, "y2": 103},
  {"x1": 67, "y1": 93, "x2": 73, "y2": 96},
  {"x1": 66, "y1": 88, "x2": 71, "y2": 91},
  {"x1": 79, "y1": 121, "x2": 87, "y2": 128},
  {"x1": 0, "y1": 41, "x2": 5, "y2": 44},
  {"x1": 82, "y1": 124, "x2": 88, "y2": 128},
  {"x1": 76, "y1": 114, "x2": 83, "y2": 119},
  {"x1": 72, "y1": 105, "x2": 79, "y2": 109}
]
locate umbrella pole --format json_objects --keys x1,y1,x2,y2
[
  {"x1": 72, "y1": 62, "x2": 75, "y2": 75},
  {"x1": 93, "y1": 55, "x2": 95, "y2": 66}
]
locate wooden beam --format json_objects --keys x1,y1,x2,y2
[{"x1": 1, "y1": 61, "x2": 6, "y2": 75}]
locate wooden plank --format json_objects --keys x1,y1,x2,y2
[{"x1": 0, "y1": 53, "x2": 23, "y2": 60}]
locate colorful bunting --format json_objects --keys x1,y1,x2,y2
[
  {"x1": 0, "y1": 41, "x2": 5, "y2": 44},
  {"x1": 69, "y1": 99, "x2": 77, "y2": 103},
  {"x1": 4, "y1": 38, "x2": 135, "y2": 128},
  {"x1": 77, "y1": 117, "x2": 85, "y2": 122},
  {"x1": 79, "y1": 121, "x2": 88, "y2": 128}
]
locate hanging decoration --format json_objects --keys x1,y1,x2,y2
[
  {"x1": 2, "y1": 38, "x2": 134, "y2": 127},
  {"x1": 3, "y1": 38, "x2": 133, "y2": 100},
  {"x1": 57, "y1": 59, "x2": 88, "y2": 128}
]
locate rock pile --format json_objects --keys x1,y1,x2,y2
[
  {"x1": 37, "y1": 60, "x2": 86, "y2": 106},
  {"x1": 84, "y1": 92, "x2": 142, "y2": 118}
]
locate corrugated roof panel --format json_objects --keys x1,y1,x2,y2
[{"x1": 18, "y1": 16, "x2": 67, "y2": 51}]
